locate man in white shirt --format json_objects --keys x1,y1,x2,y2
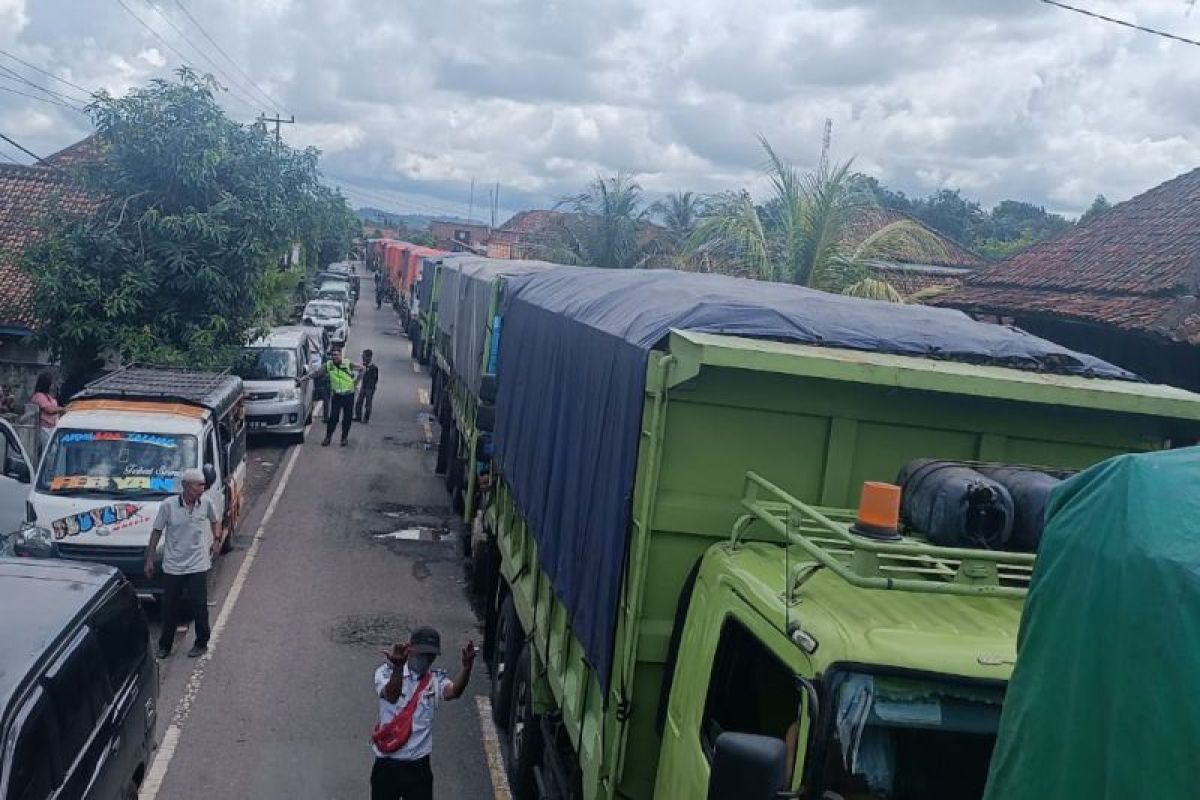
[
  {"x1": 144, "y1": 468, "x2": 223, "y2": 659},
  {"x1": 372, "y1": 626, "x2": 476, "y2": 800}
]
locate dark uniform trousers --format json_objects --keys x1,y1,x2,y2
[{"x1": 370, "y1": 756, "x2": 433, "y2": 800}]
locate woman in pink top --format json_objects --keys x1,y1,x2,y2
[{"x1": 30, "y1": 371, "x2": 64, "y2": 449}]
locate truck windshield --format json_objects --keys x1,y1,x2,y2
[
  {"x1": 36, "y1": 430, "x2": 200, "y2": 498},
  {"x1": 815, "y1": 672, "x2": 1003, "y2": 800},
  {"x1": 239, "y1": 347, "x2": 298, "y2": 380}
]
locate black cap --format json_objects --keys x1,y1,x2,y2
[{"x1": 409, "y1": 626, "x2": 441, "y2": 655}]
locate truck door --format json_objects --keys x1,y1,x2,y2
[{"x1": 656, "y1": 587, "x2": 810, "y2": 799}]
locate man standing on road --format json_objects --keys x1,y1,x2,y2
[
  {"x1": 301, "y1": 346, "x2": 361, "y2": 446},
  {"x1": 371, "y1": 627, "x2": 475, "y2": 800},
  {"x1": 355, "y1": 349, "x2": 379, "y2": 424},
  {"x1": 144, "y1": 468, "x2": 222, "y2": 659}
]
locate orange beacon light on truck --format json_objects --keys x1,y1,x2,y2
[{"x1": 851, "y1": 481, "x2": 902, "y2": 541}]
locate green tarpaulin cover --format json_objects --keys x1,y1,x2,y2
[{"x1": 984, "y1": 446, "x2": 1200, "y2": 800}]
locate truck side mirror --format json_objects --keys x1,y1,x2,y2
[
  {"x1": 202, "y1": 463, "x2": 217, "y2": 489},
  {"x1": 707, "y1": 732, "x2": 788, "y2": 800}
]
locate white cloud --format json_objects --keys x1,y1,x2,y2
[{"x1": 1, "y1": 0, "x2": 1200, "y2": 217}]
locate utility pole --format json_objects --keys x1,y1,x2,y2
[
  {"x1": 259, "y1": 113, "x2": 295, "y2": 145},
  {"x1": 467, "y1": 177, "x2": 475, "y2": 224}
]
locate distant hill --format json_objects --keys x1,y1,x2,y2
[{"x1": 356, "y1": 207, "x2": 476, "y2": 229}]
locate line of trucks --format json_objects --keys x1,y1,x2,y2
[{"x1": 389, "y1": 246, "x2": 1200, "y2": 800}]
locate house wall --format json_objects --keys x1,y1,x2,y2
[
  {"x1": 429, "y1": 221, "x2": 491, "y2": 249},
  {"x1": 0, "y1": 333, "x2": 53, "y2": 401}
]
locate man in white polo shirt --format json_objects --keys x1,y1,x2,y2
[
  {"x1": 372, "y1": 626, "x2": 475, "y2": 800},
  {"x1": 144, "y1": 467, "x2": 223, "y2": 659}
]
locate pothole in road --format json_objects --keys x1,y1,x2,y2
[
  {"x1": 373, "y1": 502, "x2": 446, "y2": 517},
  {"x1": 381, "y1": 435, "x2": 429, "y2": 450},
  {"x1": 330, "y1": 614, "x2": 413, "y2": 648}
]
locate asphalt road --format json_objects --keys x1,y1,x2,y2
[{"x1": 143, "y1": 291, "x2": 496, "y2": 799}]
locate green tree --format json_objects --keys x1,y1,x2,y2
[
  {"x1": 22, "y1": 70, "x2": 350, "y2": 386},
  {"x1": 556, "y1": 173, "x2": 650, "y2": 269},
  {"x1": 689, "y1": 138, "x2": 946, "y2": 295},
  {"x1": 1079, "y1": 194, "x2": 1111, "y2": 225}
]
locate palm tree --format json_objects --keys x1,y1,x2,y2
[
  {"x1": 688, "y1": 137, "x2": 947, "y2": 297},
  {"x1": 556, "y1": 173, "x2": 650, "y2": 269}
]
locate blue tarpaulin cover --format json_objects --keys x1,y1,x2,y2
[{"x1": 493, "y1": 267, "x2": 1137, "y2": 692}]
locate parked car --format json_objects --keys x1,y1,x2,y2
[
  {"x1": 316, "y1": 281, "x2": 354, "y2": 319},
  {"x1": 0, "y1": 558, "x2": 157, "y2": 799},
  {"x1": 302, "y1": 300, "x2": 349, "y2": 346},
  {"x1": 22, "y1": 368, "x2": 247, "y2": 597},
  {"x1": 237, "y1": 328, "x2": 320, "y2": 442}
]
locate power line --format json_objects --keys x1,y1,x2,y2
[
  {"x1": 172, "y1": 0, "x2": 287, "y2": 114},
  {"x1": 0, "y1": 64, "x2": 86, "y2": 110},
  {"x1": 0, "y1": 47, "x2": 92, "y2": 98},
  {"x1": 330, "y1": 178, "x2": 473, "y2": 219},
  {"x1": 1041, "y1": 0, "x2": 1200, "y2": 48},
  {"x1": 113, "y1": 0, "x2": 256, "y2": 114},
  {"x1": 141, "y1": 0, "x2": 264, "y2": 111},
  {"x1": 0, "y1": 131, "x2": 48, "y2": 165},
  {"x1": 0, "y1": 146, "x2": 19, "y2": 164},
  {"x1": 0, "y1": 82, "x2": 86, "y2": 113}
]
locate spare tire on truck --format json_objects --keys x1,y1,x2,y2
[{"x1": 896, "y1": 459, "x2": 1015, "y2": 549}]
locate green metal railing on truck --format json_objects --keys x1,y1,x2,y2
[{"x1": 735, "y1": 471, "x2": 1035, "y2": 599}]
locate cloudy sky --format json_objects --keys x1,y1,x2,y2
[{"x1": 1, "y1": 0, "x2": 1198, "y2": 220}]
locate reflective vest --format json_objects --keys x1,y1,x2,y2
[{"x1": 328, "y1": 362, "x2": 356, "y2": 394}]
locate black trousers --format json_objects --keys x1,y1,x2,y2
[
  {"x1": 355, "y1": 387, "x2": 376, "y2": 422},
  {"x1": 326, "y1": 392, "x2": 354, "y2": 441},
  {"x1": 370, "y1": 756, "x2": 432, "y2": 800},
  {"x1": 159, "y1": 571, "x2": 210, "y2": 651}
]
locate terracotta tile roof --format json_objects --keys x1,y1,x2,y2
[
  {"x1": 0, "y1": 161, "x2": 96, "y2": 330},
  {"x1": 43, "y1": 135, "x2": 105, "y2": 168},
  {"x1": 937, "y1": 167, "x2": 1200, "y2": 343}
]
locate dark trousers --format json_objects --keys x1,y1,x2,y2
[
  {"x1": 159, "y1": 571, "x2": 210, "y2": 651},
  {"x1": 370, "y1": 756, "x2": 432, "y2": 800},
  {"x1": 355, "y1": 387, "x2": 376, "y2": 422},
  {"x1": 325, "y1": 392, "x2": 354, "y2": 441}
]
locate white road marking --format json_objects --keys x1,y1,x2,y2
[
  {"x1": 475, "y1": 696, "x2": 513, "y2": 800},
  {"x1": 140, "y1": 438, "x2": 306, "y2": 799},
  {"x1": 417, "y1": 388, "x2": 430, "y2": 406},
  {"x1": 412, "y1": 361, "x2": 422, "y2": 374}
]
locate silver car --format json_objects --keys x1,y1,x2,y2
[
  {"x1": 239, "y1": 328, "x2": 320, "y2": 442},
  {"x1": 302, "y1": 300, "x2": 349, "y2": 346}
]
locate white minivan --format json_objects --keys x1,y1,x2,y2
[
  {"x1": 239, "y1": 327, "x2": 322, "y2": 442},
  {"x1": 20, "y1": 367, "x2": 247, "y2": 597}
]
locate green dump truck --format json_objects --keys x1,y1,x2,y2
[
  {"x1": 431, "y1": 266, "x2": 1200, "y2": 800},
  {"x1": 425, "y1": 256, "x2": 558, "y2": 523}
]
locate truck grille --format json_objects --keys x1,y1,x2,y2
[
  {"x1": 248, "y1": 391, "x2": 277, "y2": 401},
  {"x1": 56, "y1": 542, "x2": 145, "y2": 559}
]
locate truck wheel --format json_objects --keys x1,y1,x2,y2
[
  {"x1": 491, "y1": 595, "x2": 521, "y2": 727},
  {"x1": 506, "y1": 644, "x2": 543, "y2": 799}
]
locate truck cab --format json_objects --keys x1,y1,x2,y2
[
  {"x1": 20, "y1": 368, "x2": 247, "y2": 597},
  {"x1": 657, "y1": 476, "x2": 1021, "y2": 799}
]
